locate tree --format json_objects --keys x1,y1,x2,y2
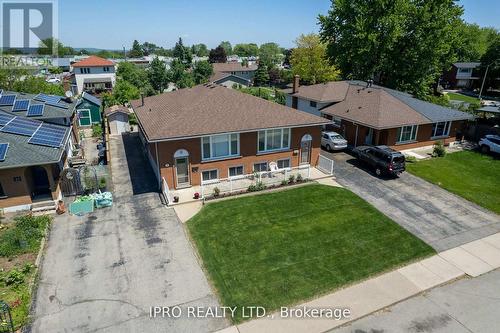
[
  {"x1": 233, "y1": 43, "x2": 259, "y2": 57},
  {"x1": 193, "y1": 61, "x2": 213, "y2": 84},
  {"x1": 12, "y1": 75, "x2": 65, "y2": 95},
  {"x1": 259, "y1": 42, "x2": 282, "y2": 68},
  {"x1": 219, "y1": 41, "x2": 232, "y2": 55},
  {"x1": 116, "y1": 61, "x2": 153, "y2": 94},
  {"x1": 173, "y1": 37, "x2": 192, "y2": 64},
  {"x1": 454, "y1": 23, "x2": 499, "y2": 62},
  {"x1": 253, "y1": 63, "x2": 270, "y2": 86},
  {"x1": 209, "y1": 46, "x2": 227, "y2": 63},
  {"x1": 319, "y1": 0, "x2": 463, "y2": 97},
  {"x1": 148, "y1": 57, "x2": 168, "y2": 93},
  {"x1": 111, "y1": 80, "x2": 140, "y2": 104},
  {"x1": 268, "y1": 67, "x2": 282, "y2": 86},
  {"x1": 38, "y1": 38, "x2": 74, "y2": 56},
  {"x1": 168, "y1": 59, "x2": 195, "y2": 89},
  {"x1": 191, "y1": 43, "x2": 209, "y2": 57},
  {"x1": 479, "y1": 36, "x2": 500, "y2": 90},
  {"x1": 290, "y1": 34, "x2": 340, "y2": 85},
  {"x1": 129, "y1": 40, "x2": 144, "y2": 58}
]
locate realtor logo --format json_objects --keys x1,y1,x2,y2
[{"x1": 1, "y1": 0, "x2": 57, "y2": 54}]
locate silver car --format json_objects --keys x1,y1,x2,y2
[{"x1": 321, "y1": 131, "x2": 348, "y2": 151}]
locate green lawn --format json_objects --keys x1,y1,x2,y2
[
  {"x1": 407, "y1": 151, "x2": 500, "y2": 214},
  {"x1": 446, "y1": 92, "x2": 480, "y2": 103},
  {"x1": 187, "y1": 185, "x2": 434, "y2": 322}
]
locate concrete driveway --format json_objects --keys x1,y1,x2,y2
[
  {"x1": 323, "y1": 151, "x2": 500, "y2": 251},
  {"x1": 29, "y1": 133, "x2": 228, "y2": 332}
]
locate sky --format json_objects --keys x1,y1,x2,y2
[{"x1": 57, "y1": 0, "x2": 500, "y2": 50}]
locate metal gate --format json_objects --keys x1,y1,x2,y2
[
  {"x1": 0, "y1": 301, "x2": 14, "y2": 333},
  {"x1": 60, "y1": 168, "x2": 83, "y2": 196}
]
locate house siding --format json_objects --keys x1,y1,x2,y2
[{"x1": 149, "y1": 126, "x2": 321, "y2": 190}]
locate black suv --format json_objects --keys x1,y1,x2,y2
[{"x1": 352, "y1": 145, "x2": 406, "y2": 177}]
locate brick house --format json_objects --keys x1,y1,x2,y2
[
  {"x1": 286, "y1": 78, "x2": 474, "y2": 150},
  {"x1": 132, "y1": 84, "x2": 329, "y2": 190}
]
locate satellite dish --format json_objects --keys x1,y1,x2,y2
[{"x1": 65, "y1": 90, "x2": 73, "y2": 98}]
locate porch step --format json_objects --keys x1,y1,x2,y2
[{"x1": 31, "y1": 200, "x2": 57, "y2": 215}]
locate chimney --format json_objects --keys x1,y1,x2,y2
[
  {"x1": 293, "y1": 75, "x2": 300, "y2": 94},
  {"x1": 141, "y1": 94, "x2": 144, "y2": 106}
]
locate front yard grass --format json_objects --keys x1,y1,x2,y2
[
  {"x1": 446, "y1": 92, "x2": 480, "y2": 103},
  {"x1": 407, "y1": 150, "x2": 500, "y2": 214},
  {"x1": 187, "y1": 184, "x2": 434, "y2": 323},
  {"x1": 0, "y1": 215, "x2": 51, "y2": 330}
]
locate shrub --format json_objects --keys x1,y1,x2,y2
[
  {"x1": 433, "y1": 141, "x2": 446, "y2": 157},
  {"x1": 213, "y1": 187, "x2": 220, "y2": 197},
  {"x1": 281, "y1": 180, "x2": 288, "y2": 186},
  {"x1": 405, "y1": 155, "x2": 417, "y2": 163},
  {"x1": 92, "y1": 124, "x2": 103, "y2": 138},
  {"x1": 99, "y1": 177, "x2": 107, "y2": 189},
  {"x1": 296, "y1": 174, "x2": 303, "y2": 182},
  {"x1": 2, "y1": 269, "x2": 25, "y2": 286},
  {"x1": 256, "y1": 182, "x2": 266, "y2": 191},
  {"x1": 247, "y1": 184, "x2": 257, "y2": 192},
  {"x1": 288, "y1": 175, "x2": 296, "y2": 184},
  {"x1": 0, "y1": 215, "x2": 50, "y2": 257}
]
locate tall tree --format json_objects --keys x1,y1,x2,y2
[
  {"x1": 168, "y1": 59, "x2": 195, "y2": 89},
  {"x1": 479, "y1": 36, "x2": 500, "y2": 90},
  {"x1": 290, "y1": 34, "x2": 340, "y2": 84},
  {"x1": 38, "y1": 38, "x2": 74, "y2": 56},
  {"x1": 259, "y1": 42, "x2": 283, "y2": 68},
  {"x1": 209, "y1": 46, "x2": 227, "y2": 63},
  {"x1": 219, "y1": 41, "x2": 233, "y2": 55},
  {"x1": 319, "y1": 0, "x2": 463, "y2": 97},
  {"x1": 191, "y1": 43, "x2": 209, "y2": 57},
  {"x1": 173, "y1": 37, "x2": 192, "y2": 64},
  {"x1": 253, "y1": 63, "x2": 270, "y2": 86},
  {"x1": 233, "y1": 43, "x2": 259, "y2": 57},
  {"x1": 148, "y1": 57, "x2": 168, "y2": 93},
  {"x1": 116, "y1": 61, "x2": 153, "y2": 94},
  {"x1": 192, "y1": 61, "x2": 213, "y2": 84},
  {"x1": 455, "y1": 23, "x2": 499, "y2": 62},
  {"x1": 129, "y1": 40, "x2": 144, "y2": 58}
]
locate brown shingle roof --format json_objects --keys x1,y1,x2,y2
[
  {"x1": 73, "y1": 56, "x2": 115, "y2": 67},
  {"x1": 131, "y1": 84, "x2": 329, "y2": 141},
  {"x1": 289, "y1": 81, "x2": 350, "y2": 103},
  {"x1": 104, "y1": 105, "x2": 132, "y2": 116},
  {"x1": 212, "y1": 62, "x2": 258, "y2": 72},
  {"x1": 321, "y1": 85, "x2": 430, "y2": 129}
]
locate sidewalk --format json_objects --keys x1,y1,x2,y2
[{"x1": 216, "y1": 232, "x2": 500, "y2": 333}]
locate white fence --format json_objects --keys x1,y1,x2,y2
[
  {"x1": 201, "y1": 164, "x2": 311, "y2": 199},
  {"x1": 162, "y1": 177, "x2": 174, "y2": 204},
  {"x1": 317, "y1": 155, "x2": 334, "y2": 175}
]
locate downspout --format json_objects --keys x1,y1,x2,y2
[
  {"x1": 155, "y1": 142, "x2": 161, "y2": 190},
  {"x1": 354, "y1": 123, "x2": 359, "y2": 147}
]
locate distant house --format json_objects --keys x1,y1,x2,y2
[
  {"x1": 76, "y1": 92, "x2": 102, "y2": 127},
  {"x1": 442, "y1": 62, "x2": 481, "y2": 89},
  {"x1": 132, "y1": 84, "x2": 328, "y2": 190},
  {"x1": 0, "y1": 91, "x2": 78, "y2": 212},
  {"x1": 210, "y1": 62, "x2": 258, "y2": 87},
  {"x1": 285, "y1": 78, "x2": 474, "y2": 150},
  {"x1": 71, "y1": 56, "x2": 116, "y2": 95}
]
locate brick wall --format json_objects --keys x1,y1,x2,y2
[{"x1": 149, "y1": 126, "x2": 322, "y2": 189}]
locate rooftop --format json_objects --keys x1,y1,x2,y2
[
  {"x1": 72, "y1": 55, "x2": 115, "y2": 68},
  {"x1": 454, "y1": 62, "x2": 481, "y2": 68},
  {"x1": 131, "y1": 84, "x2": 329, "y2": 141},
  {"x1": 0, "y1": 91, "x2": 76, "y2": 120},
  {"x1": 286, "y1": 81, "x2": 350, "y2": 103},
  {"x1": 212, "y1": 62, "x2": 258, "y2": 73}
]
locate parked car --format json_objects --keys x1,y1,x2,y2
[
  {"x1": 479, "y1": 135, "x2": 500, "y2": 154},
  {"x1": 46, "y1": 77, "x2": 61, "y2": 84},
  {"x1": 353, "y1": 145, "x2": 406, "y2": 177},
  {"x1": 321, "y1": 131, "x2": 348, "y2": 151}
]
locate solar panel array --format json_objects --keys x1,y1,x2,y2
[
  {"x1": 0, "y1": 112, "x2": 14, "y2": 126},
  {"x1": 0, "y1": 143, "x2": 8, "y2": 161},
  {"x1": 0, "y1": 94, "x2": 16, "y2": 106},
  {"x1": 12, "y1": 99, "x2": 30, "y2": 111},
  {"x1": 28, "y1": 122, "x2": 67, "y2": 147},
  {"x1": 27, "y1": 104, "x2": 45, "y2": 117},
  {"x1": 34, "y1": 93, "x2": 69, "y2": 109},
  {"x1": 0, "y1": 117, "x2": 41, "y2": 136}
]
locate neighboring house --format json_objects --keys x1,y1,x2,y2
[
  {"x1": 0, "y1": 92, "x2": 74, "y2": 212},
  {"x1": 131, "y1": 83, "x2": 329, "y2": 190},
  {"x1": 71, "y1": 55, "x2": 116, "y2": 95},
  {"x1": 76, "y1": 92, "x2": 102, "y2": 127},
  {"x1": 104, "y1": 105, "x2": 131, "y2": 135},
  {"x1": 442, "y1": 62, "x2": 481, "y2": 89},
  {"x1": 286, "y1": 79, "x2": 474, "y2": 150},
  {"x1": 210, "y1": 62, "x2": 258, "y2": 87}
]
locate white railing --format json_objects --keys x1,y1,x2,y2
[
  {"x1": 317, "y1": 155, "x2": 334, "y2": 175},
  {"x1": 200, "y1": 164, "x2": 311, "y2": 199},
  {"x1": 162, "y1": 177, "x2": 174, "y2": 204}
]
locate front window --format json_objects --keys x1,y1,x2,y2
[
  {"x1": 310, "y1": 101, "x2": 317, "y2": 108},
  {"x1": 396, "y1": 125, "x2": 418, "y2": 143},
  {"x1": 458, "y1": 68, "x2": 471, "y2": 73},
  {"x1": 432, "y1": 122, "x2": 451, "y2": 138},
  {"x1": 229, "y1": 166, "x2": 244, "y2": 178},
  {"x1": 277, "y1": 158, "x2": 291, "y2": 169},
  {"x1": 253, "y1": 162, "x2": 268, "y2": 172},
  {"x1": 202, "y1": 169, "x2": 219, "y2": 183},
  {"x1": 201, "y1": 133, "x2": 239, "y2": 160},
  {"x1": 258, "y1": 128, "x2": 290, "y2": 153}
]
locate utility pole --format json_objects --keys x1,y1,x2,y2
[{"x1": 478, "y1": 63, "x2": 490, "y2": 101}]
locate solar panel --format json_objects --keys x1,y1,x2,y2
[
  {"x1": 0, "y1": 94, "x2": 16, "y2": 106},
  {"x1": 12, "y1": 99, "x2": 30, "y2": 111},
  {"x1": 0, "y1": 89, "x2": 3, "y2": 96},
  {"x1": 35, "y1": 93, "x2": 61, "y2": 104},
  {"x1": 0, "y1": 143, "x2": 8, "y2": 162},
  {"x1": 0, "y1": 112, "x2": 14, "y2": 126},
  {"x1": 0, "y1": 117, "x2": 41, "y2": 136},
  {"x1": 26, "y1": 104, "x2": 45, "y2": 117},
  {"x1": 29, "y1": 123, "x2": 67, "y2": 148}
]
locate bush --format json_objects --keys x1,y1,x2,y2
[
  {"x1": 405, "y1": 155, "x2": 417, "y2": 163},
  {"x1": 213, "y1": 187, "x2": 220, "y2": 197},
  {"x1": 99, "y1": 177, "x2": 107, "y2": 189},
  {"x1": 281, "y1": 180, "x2": 288, "y2": 186},
  {"x1": 2, "y1": 269, "x2": 25, "y2": 286},
  {"x1": 0, "y1": 215, "x2": 50, "y2": 257},
  {"x1": 288, "y1": 175, "x2": 296, "y2": 184},
  {"x1": 255, "y1": 182, "x2": 266, "y2": 191},
  {"x1": 247, "y1": 184, "x2": 257, "y2": 192},
  {"x1": 433, "y1": 141, "x2": 446, "y2": 157},
  {"x1": 92, "y1": 124, "x2": 103, "y2": 138},
  {"x1": 296, "y1": 174, "x2": 303, "y2": 182}
]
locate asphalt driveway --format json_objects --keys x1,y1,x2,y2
[
  {"x1": 323, "y1": 150, "x2": 500, "y2": 251},
  {"x1": 29, "y1": 133, "x2": 228, "y2": 332}
]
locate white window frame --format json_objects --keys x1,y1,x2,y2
[
  {"x1": 276, "y1": 158, "x2": 291, "y2": 170},
  {"x1": 201, "y1": 133, "x2": 240, "y2": 161},
  {"x1": 257, "y1": 128, "x2": 291, "y2": 154},
  {"x1": 431, "y1": 121, "x2": 451, "y2": 139},
  {"x1": 201, "y1": 169, "x2": 219, "y2": 184},
  {"x1": 228, "y1": 165, "x2": 245, "y2": 179},
  {"x1": 253, "y1": 162, "x2": 268, "y2": 173},
  {"x1": 396, "y1": 125, "x2": 418, "y2": 143}
]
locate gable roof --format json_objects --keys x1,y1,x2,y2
[
  {"x1": 104, "y1": 105, "x2": 132, "y2": 116},
  {"x1": 0, "y1": 91, "x2": 76, "y2": 120},
  {"x1": 321, "y1": 82, "x2": 473, "y2": 129},
  {"x1": 212, "y1": 62, "x2": 258, "y2": 73},
  {"x1": 453, "y1": 62, "x2": 480, "y2": 69},
  {"x1": 72, "y1": 55, "x2": 114, "y2": 68},
  {"x1": 210, "y1": 71, "x2": 251, "y2": 84},
  {"x1": 81, "y1": 92, "x2": 102, "y2": 106},
  {"x1": 287, "y1": 81, "x2": 350, "y2": 103},
  {"x1": 131, "y1": 84, "x2": 329, "y2": 141}
]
